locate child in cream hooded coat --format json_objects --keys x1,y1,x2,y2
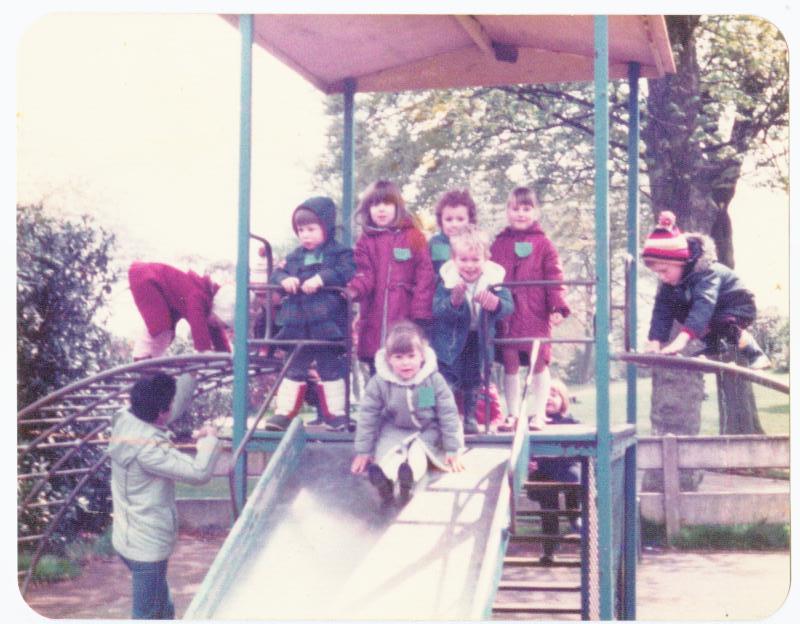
[{"x1": 351, "y1": 321, "x2": 465, "y2": 502}]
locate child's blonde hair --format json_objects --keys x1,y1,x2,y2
[
  {"x1": 548, "y1": 377, "x2": 570, "y2": 416},
  {"x1": 384, "y1": 320, "x2": 427, "y2": 356},
  {"x1": 449, "y1": 224, "x2": 491, "y2": 259},
  {"x1": 356, "y1": 180, "x2": 409, "y2": 229}
]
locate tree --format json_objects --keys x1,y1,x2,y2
[
  {"x1": 17, "y1": 203, "x2": 120, "y2": 549},
  {"x1": 17, "y1": 204, "x2": 120, "y2": 408},
  {"x1": 641, "y1": 15, "x2": 788, "y2": 443},
  {"x1": 312, "y1": 15, "x2": 788, "y2": 415}
]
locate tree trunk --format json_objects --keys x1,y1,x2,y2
[{"x1": 642, "y1": 16, "x2": 762, "y2": 440}]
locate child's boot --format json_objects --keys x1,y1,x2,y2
[
  {"x1": 264, "y1": 379, "x2": 306, "y2": 430},
  {"x1": 527, "y1": 368, "x2": 550, "y2": 430},
  {"x1": 367, "y1": 464, "x2": 394, "y2": 503},
  {"x1": 319, "y1": 379, "x2": 353, "y2": 432},
  {"x1": 498, "y1": 373, "x2": 520, "y2": 432},
  {"x1": 462, "y1": 387, "x2": 480, "y2": 435},
  {"x1": 304, "y1": 380, "x2": 326, "y2": 426},
  {"x1": 739, "y1": 333, "x2": 771, "y2": 370},
  {"x1": 397, "y1": 461, "x2": 414, "y2": 501}
]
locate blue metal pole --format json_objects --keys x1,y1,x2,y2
[
  {"x1": 626, "y1": 61, "x2": 640, "y2": 424},
  {"x1": 623, "y1": 60, "x2": 641, "y2": 620},
  {"x1": 232, "y1": 14, "x2": 253, "y2": 514},
  {"x1": 342, "y1": 78, "x2": 356, "y2": 247},
  {"x1": 593, "y1": 15, "x2": 614, "y2": 619}
]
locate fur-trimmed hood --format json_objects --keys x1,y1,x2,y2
[
  {"x1": 374, "y1": 344, "x2": 438, "y2": 386},
  {"x1": 683, "y1": 233, "x2": 718, "y2": 277},
  {"x1": 439, "y1": 258, "x2": 506, "y2": 290}
]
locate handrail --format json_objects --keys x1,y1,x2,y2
[
  {"x1": 227, "y1": 285, "x2": 354, "y2": 516},
  {"x1": 613, "y1": 351, "x2": 790, "y2": 394},
  {"x1": 249, "y1": 233, "x2": 273, "y2": 277}
]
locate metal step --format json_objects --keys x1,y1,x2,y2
[
  {"x1": 502, "y1": 556, "x2": 582, "y2": 568},
  {"x1": 492, "y1": 604, "x2": 582, "y2": 615},
  {"x1": 523, "y1": 480, "x2": 583, "y2": 491},
  {"x1": 509, "y1": 533, "x2": 582, "y2": 544},
  {"x1": 497, "y1": 581, "x2": 581, "y2": 592}
]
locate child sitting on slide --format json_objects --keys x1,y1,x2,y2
[{"x1": 351, "y1": 321, "x2": 465, "y2": 504}]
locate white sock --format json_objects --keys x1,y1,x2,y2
[
  {"x1": 504, "y1": 373, "x2": 520, "y2": 420},
  {"x1": 527, "y1": 367, "x2": 551, "y2": 426}
]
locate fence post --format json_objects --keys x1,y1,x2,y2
[{"x1": 662, "y1": 434, "x2": 681, "y2": 542}]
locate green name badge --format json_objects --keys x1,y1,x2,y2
[
  {"x1": 417, "y1": 386, "x2": 435, "y2": 408},
  {"x1": 514, "y1": 241, "x2": 533, "y2": 258},
  {"x1": 394, "y1": 247, "x2": 412, "y2": 261},
  {"x1": 431, "y1": 242, "x2": 450, "y2": 262},
  {"x1": 304, "y1": 252, "x2": 322, "y2": 266}
]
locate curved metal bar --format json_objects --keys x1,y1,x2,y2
[
  {"x1": 612, "y1": 351, "x2": 790, "y2": 394},
  {"x1": 22, "y1": 420, "x2": 110, "y2": 506},
  {"x1": 18, "y1": 353, "x2": 236, "y2": 419},
  {"x1": 249, "y1": 232, "x2": 273, "y2": 276}
]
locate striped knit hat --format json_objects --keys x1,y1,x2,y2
[{"x1": 642, "y1": 211, "x2": 689, "y2": 264}]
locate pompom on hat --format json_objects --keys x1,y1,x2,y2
[{"x1": 642, "y1": 211, "x2": 689, "y2": 264}]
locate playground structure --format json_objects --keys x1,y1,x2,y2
[{"x1": 17, "y1": 12, "x2": 786, "y2": 621}]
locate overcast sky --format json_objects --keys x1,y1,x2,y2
[{"x1": 13, "y1": 9, "x2": 791, "y2": 340}]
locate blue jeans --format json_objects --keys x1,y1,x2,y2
[{"x1": 119, "y1": 555, "x2": 175, "y2": 619}]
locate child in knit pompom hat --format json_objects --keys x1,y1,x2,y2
[{"x1": 642, "y1": 211, "x2": 770, "y2": 369}]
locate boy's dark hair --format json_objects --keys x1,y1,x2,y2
[
  {"x1": 434, "y1": 189, "x2": 478, "y2": 228},
  {"x1": 292, "y1": 206, "x2": 323, "y2": 233},
  {"x1": 507, "y1": 186, "x2": 539, "y2": 208},
  {"x1": 356, "y1": 180, "x2": 409, "y2": 228},
  {"x1": 130, "y1": 373, "x2": 177, "y2": 423},
  {"x1": 384, "y1": 320, "x2": 427, "y2": 356}
]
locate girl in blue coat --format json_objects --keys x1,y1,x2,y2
[{"x1": 431, "y1": 226, "x2": 514, "y2": 434}]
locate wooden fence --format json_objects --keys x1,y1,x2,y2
[{"x1": 638, "y1": 434, "x2": 790, "y2": 541}]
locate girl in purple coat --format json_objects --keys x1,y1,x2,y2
[
  {"x1": 346, "y1": 180, "x2": 436, "y2": 373},
  {"x1": 490, "y1": 187, "x2": 570, "y2": 430}
]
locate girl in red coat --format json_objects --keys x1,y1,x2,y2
[
  {"x1": 490, "y1": 187, "x2": 570, "y2": 430},
  {"x1": 128, "y1": 262, "x2": 235, "y2": 360},
  {"x1": 346, "y1": 180, "x2": 435, "y2": 374}
]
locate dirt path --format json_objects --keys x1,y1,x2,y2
[
  {"x1": 19, "y1": 532, "x2": 791, "y2": 621},
  {"x1": 20, "y1": 531, "x2": 226, "y2": 621}
]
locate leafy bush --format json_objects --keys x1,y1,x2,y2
[{"x1": 17, "y1": 204, "x2": 119, "y2": 556}]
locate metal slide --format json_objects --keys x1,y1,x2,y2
[{"x1": 185, "y1": 419, "x2": 514, "y2": 620}]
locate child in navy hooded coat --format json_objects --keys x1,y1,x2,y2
[{"x1": 265, "y1": 196, "x2": 356, "y2": 431}]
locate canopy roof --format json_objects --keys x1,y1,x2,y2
[{"x1": 224, "y1": 14, "x2": 675, "y2": 94}]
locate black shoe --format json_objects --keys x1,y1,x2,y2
[
  {"x1": 263, "y1": 414, "x2": 291, "y2": 431},
  {"x1": 397, "y1": 461, "x2": 414, "y2": 500},
  {"x1": 325, "y1": 416, "x2": 353, "y2": 432},
  {"x1": 367, "y1": 464, "x2": 394, "y2": 503},
  {"x1": 305, "y1": 414, "x2": 326, "y2": 426},
  {"x1": 463, "y1": 417, "x2": 479, "y2": 435}
]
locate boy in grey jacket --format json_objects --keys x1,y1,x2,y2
[
  {"x1": 351, "y1": 321, "x2": 465, "y2": 503},
  {"x1": 109, "y1": 373, "x2": 221, "y2": 619}
]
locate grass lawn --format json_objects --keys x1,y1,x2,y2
[{"x1": 567, "y1": 372, "x2": 790, "y2": 435}]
